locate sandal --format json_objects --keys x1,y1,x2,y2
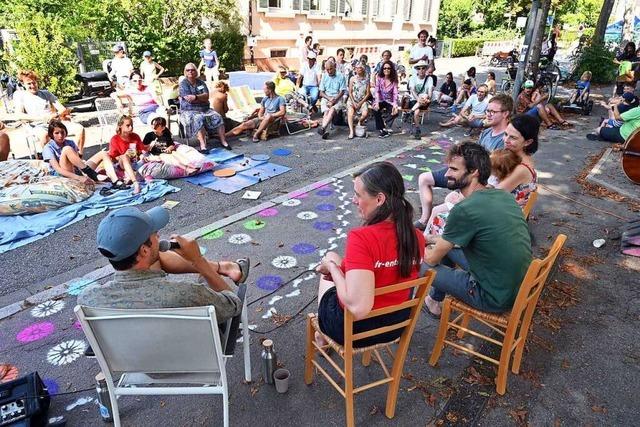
[
  {"x1": 234, "y1": 257, "x2": 250, "y2": 284},
  {"x1": 547, "y1": 123, "x2": 560, "y2": 130},
  {"x1": 347, "y1": 134, "x2": 354, "y2": 140},
  {"x1": 422, "y1": 305, "x2": 441, "y2": 320},
  {"x1": 560, "y1": 121, "x2": 573, "y2": 128}
]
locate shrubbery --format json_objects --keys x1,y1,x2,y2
[
  {"x1": 450, "y1": 38, "x2": 485, "y2": 57},
  {"x1": 571, "y1": 41, "x2": 616, "y2": 84}
]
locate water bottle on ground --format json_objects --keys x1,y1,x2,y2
[
  {"x1": 95, "y1": 372, "x2": 113, "y2": 422},
  {"x1": 261, "y1": 339, "x2": 277, "y2": 384}
]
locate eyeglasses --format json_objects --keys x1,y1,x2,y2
[
  {"x1": 416, "y1": 66, "x2": 427, "y2": 70},
  {"x1": 383, "y1": 67, "x2": 392, "y2": 70},
  {"x1": 486, "y1": 109, "x2": 506, "y2": 115},
  {"x1": 185, "y1": 69, "x2": 197, "y2": 72}
]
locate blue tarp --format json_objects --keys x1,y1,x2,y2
[{"x1": 0, "y1": 180, "x2": 179, "y2": 254}]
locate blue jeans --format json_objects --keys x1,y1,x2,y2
[
  {"x1": 303, "y1": 85, "x2": 319, "y2": 107},
  {"x1": 421, "y1": 249, "x2": 503, "y2": 313}
]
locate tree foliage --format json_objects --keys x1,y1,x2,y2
[{"x1": 2, "y1": 0, "x2": 243, "y2": 99}]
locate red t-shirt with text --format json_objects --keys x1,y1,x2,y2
[
  {"x1": 108, "y1": 133, "x2": 145, "y2": 159},
  {"x1": 340, "y1": 221, "x2": 425, "y2": 310}
]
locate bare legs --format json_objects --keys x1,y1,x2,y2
[
  {"x1": 117, "y1": 155, "x2": 141, "y2": 194},
  {"x1": 0, "y1": 132, "x2": 9, "y2": 162},
  {"x1": 417, "y1": 172, "x2": 436, "y2": 225}
]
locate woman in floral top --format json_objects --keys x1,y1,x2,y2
[
  {"x1": 496, "y1": 114, "x2": 539, "y2": 208},
  {"x1": 371, "y1": 60, "x2": 399, "y2": 138}
]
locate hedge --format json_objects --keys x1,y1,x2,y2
[{"x1": 449, "y1": 38, "x2": 486, "y2": 58}]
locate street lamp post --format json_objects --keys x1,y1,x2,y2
[{"x1": 512, "y1": 0, "x2": 541, "y2": 110}]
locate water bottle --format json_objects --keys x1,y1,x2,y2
[
  {"x1": 95, "y1": 372, "x2": 113, "y2": 422},
  {"x1": 261, "y1": 339, "x2": 277, "y2": 384}
]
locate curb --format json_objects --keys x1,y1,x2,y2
[
  {"x1": 0, "y1": 135, "x2": 441, "y2": 321},
  {"x1": 585, "y1": 148, "x2": 640, "y2": 203}
]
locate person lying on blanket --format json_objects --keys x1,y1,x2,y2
[
  {"x1": 108, "y1": 115, "x2": 149, "y2": 194},
  {"x1": 44, "y1": 120, "x2": 120, "y2": 187}
]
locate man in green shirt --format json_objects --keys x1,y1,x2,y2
[
  {"x1": 594, "y1": 104, "x2": 640, "y2": 143},
  {"x1": 422, "y1": 142, "x2": 532, "y2": 317}
]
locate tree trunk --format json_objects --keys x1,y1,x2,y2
[
  {"x1": 593, "y1": 0, "x2": 616, "y2": 45},
  {"x1": 622, "y1": 0, "x2": 635, "y2": 43},
  {"x1": 528, "y1": 0, "x2": 551, "y2": 77}
]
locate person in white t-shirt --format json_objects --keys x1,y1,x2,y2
[
  {"x1": 139, "y1": 51, "x2": 165, "y2": 86},
  {"x1": 439, "y1": 83, "x2": 490, "y2": 129},
  {"x1": 296, "y1": 52, "x2": 321, "y2": 109},
  {"x1": 406, "y1": 60, "x2": 434, "y2": 139},
  {"x1": 109, "y1": 44, "x2": 134, "y2": 88},
  {"x1": 14, "y1": 70, "x2": 86, "y2": 156},
  {"x1": 409, "y1": 30, "x2": 434, "y2": 67}
]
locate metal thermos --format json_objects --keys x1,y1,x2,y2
[
  {"x1": 95, "y1": 372, "x2": 113, "y2": 422},
  {"x1": 261, "y1": 339, "x2": 277, "y2": 384}
]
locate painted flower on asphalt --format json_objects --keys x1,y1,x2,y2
[
  {"x1": 31, "y1": 300, "x2": 65, "y2": 318},
  {"x1": 47, "y1": 340, "x2": 86, "y2": 366},
  {"x1": 272, "y1": 256, "x2": 298, "y2": 269},
  {"x1": 297, "y1": 211, "x2": 318, "y2": 220},
  {"x1": 16, "y1": 322, "x2": 55, "y2": 343},
  {"x1": 228, "y1": 233, "x2": 252, "y2": 244},
  {"x1": 282, "y1": 199, "x2": 301, "y2": 207}
]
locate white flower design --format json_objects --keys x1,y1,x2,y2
[
  {"x1": 282, "y1": 199, "x2": 301, "y2": 207},
  {"x1": 272, "y1": 255, "x2": 298, "y2": 269},
  {"x1": 31, "y1": 300, "x2": 65, "y2": 318},
  {"x1": 228, "y1": 233, "x2": 252, "y2": 245},
  {"x1": 47, "y1": 340, "x2": 86, "y2": 366},
  {"x1": 297, "y1": 211, "x2": 318, "y2": 220}
]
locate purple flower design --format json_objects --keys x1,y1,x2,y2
[
  {"x1": 292, "y1": 243, "x2": 316, "y2": 255},
  {"x1": 313, "y1": 221, "x2": 334, "y2": 231},
  {"x1": 316, "y1": 203, "x2": 336, "y2": 212},
  {"x1": 316, "y1": 189, "x2": 334, "y2": 197},
  {"x1": 256, "y1": 275, "x2": 284, "y2": 291},
  {"x1": 16, "y1": 322, "x2": 55, "y2": 343}
]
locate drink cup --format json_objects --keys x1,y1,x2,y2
[{"x1": 274, "y1": 369, "x2": 290, "y2": 394}]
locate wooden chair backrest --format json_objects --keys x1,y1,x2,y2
[
  {"x1": 522, "y1": 190, "x2": 538, "y2": 220},
  {"x1": 343, "y1": 271, "x2": 435, "y2": 351},
  {"x1": 507, "y1": 234, "x2": 566, "y2": 327}
]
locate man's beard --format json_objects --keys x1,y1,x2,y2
[{"x1": 446, "y1": 173, "x2": 470, "y2": 191}]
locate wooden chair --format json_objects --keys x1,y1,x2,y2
[
  {"x1": 428, "y1": 234, "x2": 567, "y2": 395},
  {"x1": 304, "y1": 271, "x2": 435, "y2": 427},
  {"x1": 522, "y1": 190, "x2": 538, "y2": 220}
]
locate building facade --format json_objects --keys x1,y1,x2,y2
[{"x1": 237, "y1": 0, "x2": 441, "y2": 71}]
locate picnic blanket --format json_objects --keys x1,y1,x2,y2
[
  {"x1": 0, "y1": 180, "x2": 179, "y2": 254},
  {"x1": 184, "y1": 148, "x2": 290, "y2": 194}
]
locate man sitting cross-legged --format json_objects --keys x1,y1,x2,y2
[
  {"x1": 226, "y1": 81, "x2": 286, "y2": 143},
  {"x1": 421, "y1": 142, "x2": 532, "y2": 317},
  {"x1": 78, "y1": 206, "x2": 249, "y2": 324},
  {"x1": 414, "y1": 94, "x2": 512, "y2": 229},
  {"x1": 440, "y1": 83, "x2": 489, "y2": 129},
  {"x1": 317, "y1": 60, "x2": 347, "y2": 139}
]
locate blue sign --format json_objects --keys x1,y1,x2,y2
[{"x1": 546, "y1": 15, "x2": 554, "y2": 26}]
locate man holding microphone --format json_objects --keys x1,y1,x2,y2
[{"x1": 78, "y1": 206, "x2": 249, "y2": 324}]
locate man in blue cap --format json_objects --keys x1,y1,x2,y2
[{"x1": 78, "y1": 206, "x2": 249, "y2": 323}]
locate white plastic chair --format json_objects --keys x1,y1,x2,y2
[
  {"x1": 75, "y1": 305, "x2": 233, "y2": 427},
  {"x1": 94, "y1": 97, "x2": 122, "y2": 149}
]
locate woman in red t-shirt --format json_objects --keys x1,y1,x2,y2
[
  {"x1": 108, "y1": 115, "x2": 147, "y2": 194},
  {"x1": 316, "y1": 162, "x2": 425, "y2": 347}
]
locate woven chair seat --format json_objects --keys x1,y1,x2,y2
[
  {"x1": 449, "y1": 299, "x2": 509, "y2": 327},
  {"x1": 310, "y1": 315, "x2": 400, "y2": 356}
]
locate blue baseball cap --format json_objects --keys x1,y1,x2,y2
[
  {"x1": 143, "y1": 50, "x2": 152, "y2": 57},
  {"x1": 97, "y1": 207, "x2": 169, "y2": 261}
]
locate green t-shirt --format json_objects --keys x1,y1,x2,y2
[
  {"x1": 442, "y1": 189, "x2": 532, "y2": 310},
  {"x1": 620, "y1": 106, "x2": 640, "y2": 140},
  {"x1": 618, "y1": 61, "x2": 632, "y2": 79}
]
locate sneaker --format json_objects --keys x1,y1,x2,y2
[
  {"x1": 321, "y1": 130, "x2": 329, "y2": 140},
  {"x1": 414, "y1": 220, "x2": 427, "y2": 231},
  {"x1": 413, "y1": 127, "x2": 421, "y2": 140},
  {"x1": 317, "y1": 126, "x2": 325, "y2": 136},
  {"x1": 464, "y1": 130, "x2": 472, "y2": 137},
  {"x1": 378, "y1": 130, "x2": 390, "y2": 139}
]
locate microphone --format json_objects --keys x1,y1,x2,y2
[{"x1": 159, "y1": 240, "x2": 180, "y2": 252}]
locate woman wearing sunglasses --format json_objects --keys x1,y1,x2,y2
[{"x1": 372, "y1": 60, "x2": 399, "y2": 138}]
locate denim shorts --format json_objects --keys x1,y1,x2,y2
[{"x1": 432, "y1": 167, "x2": 448, "y2": 188}]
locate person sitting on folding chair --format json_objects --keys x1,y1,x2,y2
[
  {"x1": 226, "y1": 81, "x2": 286, "y2": 143},
  {"x1": 317, "y1": 61, "x2": 347, "y2": 139},
  {"x1": 13, "y1": 70, "x2": 86, "y2": 157},
  {"x1": 179, "y1": 63, "x2": 230, "y2": 152},
  {"x1": 405, "y1": 60, "x2": 434, "y2": 140},
  {"x1": 78, "y1": 206, "x2": 249, "y2": 324},
  {"x1": 314, "y1": 162, "x2": 425, "y2": 347},
  {"x1": 421, "y1": 142, "x2": 532, "y2": 318},
  {"x1": 346, "y1": 61, "x2": 371, "y2": 140}
]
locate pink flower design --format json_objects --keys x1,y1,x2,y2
[
  {"x1": 16, "y1": 322, "x2": 55, "y2": 343},
  {"x1": 258, "y1": 208, "x2": 279, "y2": 217}
]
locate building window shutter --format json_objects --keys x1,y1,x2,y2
[
  {"x1": 338, "y1": 0, "x2": 346, "y2": 14},
  {"x1": 372, "y1": 0, "x2": 378, "y2": 16},
  {"x1": 361, "y1": 0, "x2": 368, "y2": 16},
  {"x1": 293, "y1": 0, "x2": 300, "y2": 11},
  {"x1": 330, "y1": 0, "x2": 337, "y2": 14},
  {"x1": 403, "y1": 0, "x2": 412, "y2": 20},
  {"x1": 259, "y1": 0, "x2": 269, "y2": 9},
  {"x1": 423, "y1": 0, "x2": 431, "y2": 21},
  {"x1": 391, "y1": 0, "x2": 397, "y2": 15},
  {"x1": 302, "y1": 0, "x2": 310, "y2": 11}
]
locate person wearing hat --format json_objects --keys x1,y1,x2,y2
[
  {"x1": 296, "y1": 52, "x2": 321, "y2": 110},
  {"x1": 78, "y1": 206, "x2": 249, "y2": 323},
  {"x1": 109, "y1": 44, "x2": 134, "y2": 88},
  {"x1": 405, "y1": 60, "x2": 434, "y2": 139},
  {"x1": 516, "y1": 80, "x2": 561, "y2": 130},
  {"x1": 139, "y1": 50, "x2": 165, "y2": 86}
]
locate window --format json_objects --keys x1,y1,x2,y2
[
  {"x1": 268, "y1": 0, "x2": 281, "y2": 7},
  {"x1": 270, "y1": 49, "x2": 287, "y2": 58},
  {"x1": 403, "y1": 0, "x2": 412, "y2": 20},
  {"x1": 258, "y1": 0, "x2": 281, "y2": 9},
  {"x1": 361, "y1": 0, "x2": 368, "y2": 16},
  {"x1": 423, "y1": 0, "x2": 432, "y2": 21}
]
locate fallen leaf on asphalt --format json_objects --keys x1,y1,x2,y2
[
  {"x1": 271, "y1": 313, "x2": 292, "y2": 326},
  {"x1": 508, "y1": 408, "x2": 528, "y2": 425},
  {"x1": 160, "y1": 400, "x2": 166, "y2": 407},
  {"x1": 561, "y1": 359, "x2": 571, "y2": 369},
  {"x1": 554, "y1": 418, "x2": 562, "y2": 427},
  {"x1": 72, "y1": 235, "x2": 81, "y2": 241},
  {"x1": 445, "y1": 412, "x2": 458, "y2": 422},
  {"x1": 369, "y1": 405, "x2": 379, "y2": 415},
  {"x1": 277, "y1": 241, "x2": 284, "y2": 247},
  {"x1": 425, "y1": 393, "x2": 437, "y2": 407},
  {"x1": 255, "y1": 306, "x2": 264, "y2": 313},
  {"x1": 591, "y1": 405, "x2": 607, "y2": 414}
]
